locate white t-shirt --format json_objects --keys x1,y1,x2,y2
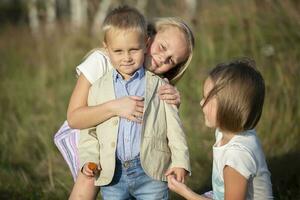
[
  {"x1": 76, "y1": 50, "x2": 113, "y2": 84},
  {"x1": 212, "y1": 129, "x2": 273, "y2": 200}
]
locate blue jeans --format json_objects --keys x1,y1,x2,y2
[{"x1": 100, "y1": 156, "x2": 168, "y2": 200}]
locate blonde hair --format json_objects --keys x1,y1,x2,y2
[
  {"x1": 102, "y1": 5, "x2": 147, "y2": 42},
  {"x1": 203, "y1": 58, "x2": 265, "y2": 133},
  {"x1": 149, "y1": 17, "x2": 195, "y2": 84}
]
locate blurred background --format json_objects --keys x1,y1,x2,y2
[{"x1": 0, "y1": 0, "x2": 300, "y2": 199}]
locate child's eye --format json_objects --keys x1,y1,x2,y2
[
  {"x1": 169, "y1": 58, "x2": 175, "y2": 65},
  {"x1": 160, "y1": 44, "x2": 166, "y2": 51},
  {"x1": 130, "y1": 48, "x2": 140, "y2": 52},
  {"x1": 113, "y1": 50, "x2": 122, "y2": 54}
]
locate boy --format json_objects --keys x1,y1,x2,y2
[{"x1": 79, "y1": 6, "x2": 191, "y2": 199}]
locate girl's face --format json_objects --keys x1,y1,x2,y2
[
  {"x1": 200, "y1": 78, "x2": 218, "y2": 128},
  {"x1": 145, "y1": 26, "x2": 189, "y2": 75}
]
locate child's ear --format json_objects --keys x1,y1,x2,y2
[{"x1": 102, "y1": 41, "x2": 108, "y2": 51}]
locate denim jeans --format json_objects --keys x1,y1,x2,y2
[{"x1": 100, "y1": 156, "x2": 168, "y2": 200}]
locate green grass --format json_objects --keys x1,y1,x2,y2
[{"x1": 1, "y1": 1, "x2": 300, "y2": 199}]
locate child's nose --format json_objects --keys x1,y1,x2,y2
[{"x1": 124, "y1": 52, "x2": 132, "y2": 61}]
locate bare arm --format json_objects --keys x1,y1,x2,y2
[
  {"x1": 67, "y1": 74, "x2": 114, "y2": 129},
  {"x1": 223, "y1": 166, "x2": 247, "y2": 200},
  {"x1": 67, "y1": 74, "x2": 144, "y2": 129},
  {"x1": 167, "y1": 176, "x2": 211, "y2": 200}
]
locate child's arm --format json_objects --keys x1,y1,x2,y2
[
  {"x1": 67, "y1": 75, "x2": 180, "y2": 129},
  {"x1": 223, "y1": 165, "x2": 247, "y2": 200},
  {"x1": 67, "y1": 74, "x2": 144, "y2": 129},
  {"x1": 167, "y1": 175, "x2": 211, "y2": 200},
  {"x1": 163, "y1": 92, "x2": 191, "y2": 179}
]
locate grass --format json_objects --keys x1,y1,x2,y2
[{"x1": 1, "y1": 0, "x2": 300, "y2": 199}]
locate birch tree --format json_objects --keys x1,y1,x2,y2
[
  {"x1": 91, "y1": 0, "x2": 112, "y2": 35},
  {"x1": 45, "y1": 0, "x2": 56, "y2": 33},
  {"x1": 185, "y1": 0, "x2": 197, "y2": 23},
  {"x1": 70, "y1": 0, "x2": 88, "y2": 30},
  {"x1": 27, "y1": 0, "x2": 39, "y2": 35}
]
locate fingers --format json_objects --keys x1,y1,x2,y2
[
  {"x1": 158, "y1": 84, "x2": 176, "y2": 95},
  {"x1": 175, "y1": 171, "x2": 186, "y2": 183},
  {"x1": 135, "y1": 104, "x2": 144, "y2": 113},
  {"x1": 158, "y1": 84, "x2": 181, "y2": 106},
  {"x1": 128, "y1": 109, "x2": 144, "y2": 123},
  {"x1": 128, "y1": 96, "x2": 144, "y2": 123},
  {"x1": 176, "y1": 175, "x2": 183, "y2": 183},
  {"x1": 83, "y1": 163, "x2": 102, "y2": 177},
  {"x1": 163, "y1": 78, "x2": 170, "y2": 83},
  {"x1": 128, "y1": 115, "x2": 143, "y2": 123},
  {"x1": 82, "y1": 164, "x2": 94, "y2": 177},
  {"x1": 165, "y1": 168, "x2": 174, "y2": 177},
  {"x1": 167, "y1": 175, "x2": 181, "y2": 192},
  {"x1": 130, "y1": 96, "x2": 144, "y2": 101},
  {"x1": 159, "y1": 92, "x2": 179, "y2": 100}
]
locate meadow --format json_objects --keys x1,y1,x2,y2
[{"x1": 0, "y1": 0, "x2": 300, "y2": 199}]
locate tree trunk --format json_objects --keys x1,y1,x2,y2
[
  {"x1": 185, "y1": 0, "x2": 197, "y2": 24},
  {"x1": 46, "y1": 0, "x2": 57, "y2": 33},
  {"x1": 70, "y1": 0, "x2": 88, "y2": 30},
  {"x1": 27, "y1": 0, "x2": 39, "y2": 35},
  {"x1": 91, "y1": 0, "x2": 112, "y2": 36}
]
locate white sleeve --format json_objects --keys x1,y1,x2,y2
[
  {"x1": 76, "y1": 50, "x2": 113, "y2": 84},
  {"x1": 223, "y1": 146, "x2": 257, "y2": 179}
]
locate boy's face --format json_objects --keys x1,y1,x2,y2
[
  {"x1": 200, "y1": 78, "x2": 218, "y2": 128},
  {"x1": 104, "y1": 29, "x2": 147, "y2": 80}
]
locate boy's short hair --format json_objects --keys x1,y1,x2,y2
[
  {"x1": 205, "y1": 58, "x2": 265, "y2": 133},
  {"x1": 102, "y1": 5, "x2": 147, "y2": 42}
]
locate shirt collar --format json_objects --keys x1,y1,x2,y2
[{"x1": 113, "y1": 66, "x2": 145, "y2": 82}]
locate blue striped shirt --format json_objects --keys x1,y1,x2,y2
[{"x1": 113, "y1": 67, "x2": 145, "y2": 161}]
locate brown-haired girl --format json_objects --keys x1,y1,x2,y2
[{"x1": 167, "y1": 58, "x2": 273, "y2": 200}]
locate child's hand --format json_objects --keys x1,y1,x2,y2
[
  {"x1": 165, "y1": 167, "x2": 188, "y2": 183},
  {"x1": 168, "y1": 175, "x2": 211, "y2": 200},
  {"x1": 113, "y1": 96, "x2": 144, "y2": 123},
  {"x1": 167, "y1": 175, "x2": 189, "y2": 196},
  {"x1": 158, "y1": 79, "x2": 181, "y2": 107},
  {"x1": 82, "y1": 162, "x2": 101, "y2": 177}
]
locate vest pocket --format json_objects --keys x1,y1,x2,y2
[{"x1": 154, "y1": 139, "x2": 171, "y2": 153}]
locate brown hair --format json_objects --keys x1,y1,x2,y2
[
  {"x1": 203, "y1": 58, "x2": 265, "y2": 133},
  {"x1": 148, "y1": 17, "x2": 195, "y2": 84},
  {"x1": 102, "y1": 5, "x2": 147, "y2": 42}
]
